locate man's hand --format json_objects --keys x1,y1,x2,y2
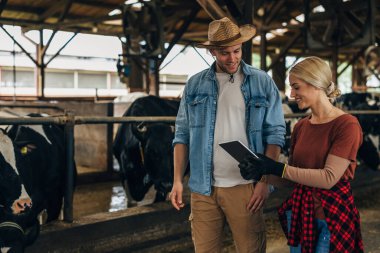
[
  {"x1": 246, "y1": 182, "x2": 269, "y2": 213},
  {"x1": 169, "y1": 182, "x2": 185, "y2": 210}
]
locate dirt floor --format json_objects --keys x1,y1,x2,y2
[{"x1": 71, "y1": 165, "x2": 380, "y2": 253}]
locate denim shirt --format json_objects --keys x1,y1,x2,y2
[{"x1": 173, "y1": 61, "x2": 286, "y2": 195}]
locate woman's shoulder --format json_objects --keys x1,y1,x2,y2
[
  {"x1": 333, "y1": 113, "x2": 362, "y2": 135},
  {"x1": 334, "y1": 113, "x2": 360, "y2": 125}
]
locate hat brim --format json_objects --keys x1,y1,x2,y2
[{"x1": 196, "y1": 24, "x2": 256, "y2": 49}]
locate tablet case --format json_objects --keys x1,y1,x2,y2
[{"x1": 219, "y1": 140, "x2": 259, "y2": 163}]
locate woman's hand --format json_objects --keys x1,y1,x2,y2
[{"x1": 239, "y1": 153, "x2": 286, "y2": 180}]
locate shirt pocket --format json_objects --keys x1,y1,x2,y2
[
  {"x1": 186, "y1": 96, "x2": 208, "y2": 128},
  {"x1": 248, "y1": 96, "x2": 269, "y2": 132}
]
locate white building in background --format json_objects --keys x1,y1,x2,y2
[{"x1": 0, "y1": 25, "x2": 214, "y2": 98}]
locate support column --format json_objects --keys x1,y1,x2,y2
[
  {"x1": 36, "y1": 30, "x2": 45, "y2": 98},
  {"x1": 331, "y1": 46, "x2": 338, "y2": 86},
  {"x1": 242, "y1": 0, "x2": 253, "y2": 65},
  {"x1": 271, "y1": 55, "x2": 286, "y2": 91},
  {"x1": 260, "y1": 30, "x2": 267, "y2": 71}
]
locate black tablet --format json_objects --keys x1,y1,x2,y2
[{"x1": 219, "y1": 140, "x2": 259, "y2": 163}]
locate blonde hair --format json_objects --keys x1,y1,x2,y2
[{"x1": 289, "y1": 56, "x2": 341, "y2": 101}]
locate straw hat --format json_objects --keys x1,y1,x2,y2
[{"x1": 197, "y1": 17, "x2": 256, "y2": 48}]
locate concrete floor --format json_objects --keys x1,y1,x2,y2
[{"x1": 26, "y1": 165, "x2": 380, "y2": 253}]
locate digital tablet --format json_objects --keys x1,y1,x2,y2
[{"x1": 219, "y1": 140, "x2": 259, "y2": 163}]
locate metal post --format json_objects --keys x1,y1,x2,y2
[
  {"x1": 106, "y1": 103, "x2": 114, "y2": 173},
  {"x1": 63, "y1": 111, "x2": 75, "y2": 222}
]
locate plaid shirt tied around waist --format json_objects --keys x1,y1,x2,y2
[{"x1": 278, "y1": 180, "x2": 363, "y2": 253}]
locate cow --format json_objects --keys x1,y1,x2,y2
[
  {"x1": 0, "y1": 130, "x2": 40, "y2": 253},
  {"x1": 5, "y1": 113, "x2": 76, "y2": 222},
  {"x1": 113, "y1": 95, "x2": 182, "y2": 204},
  {"x1": 1, "y1": 111, "x2": 77, "y2": 251},
  {"x1": 338, "y1": 92, "x2": 380, "y2": 170}
]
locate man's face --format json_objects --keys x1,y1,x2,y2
[{"x1": 211, "y1": 44, "x2": 242, "y2": 74}]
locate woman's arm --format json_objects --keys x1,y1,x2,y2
[{"x1": 283, "y1": 154, "x2": 350, "y2": 189}]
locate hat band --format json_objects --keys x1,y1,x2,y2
[{"x1": 209, "y1": 33, "x2": 241, "y2": 45}]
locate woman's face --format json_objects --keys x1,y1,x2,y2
[{"x1": 289, "y1": 74, "x2": 320, "y2": 110}]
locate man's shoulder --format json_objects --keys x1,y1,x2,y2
[
  {"x1": 189, "y1": 68, "x2": 211, "y2": 81},
  {"x1": 241, "y1": 62, "x2": 268, "y2": 77}
]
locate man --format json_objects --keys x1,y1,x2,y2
[{"x1": 169, "y1": 17, "x2": 285, "y2": 253}]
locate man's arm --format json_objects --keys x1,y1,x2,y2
[
  {"x1": 170, "y1": 143, "x2": 189, "y2": 210},
  {"x1": 246, "y1": 144, "x2": 281, "y2": 212}
]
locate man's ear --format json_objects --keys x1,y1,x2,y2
[{"x1": 209, "y1": 49, "x2": 216, "y2": 57}]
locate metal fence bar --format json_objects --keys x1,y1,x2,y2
[
  {"x1": 2, "y1": 111, "x2": 378, "y2": 125},
  {"x1": 0, "y1": 110, "x2": 379, "y2": 222}
]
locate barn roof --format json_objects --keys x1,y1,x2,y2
[{"x1": 1, "y1": 0, "x2": 379, "y2": 59}]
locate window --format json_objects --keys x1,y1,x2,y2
[
  {"x1": 46, "y1": 72, "x2": 74, "y2": 88},
  {"x1": 1, "y1": 69, "x2": 34, "y2": 87},
  {"x1": 78, "y1": 73, "x2": 107, "y2": 89}
]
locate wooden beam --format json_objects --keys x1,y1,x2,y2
[
  {"x1": 73, "y1": 0, "x2": 120, "y2": 10},
  {"x1": 196, "y1": 0, "x2": 231, "y2": 21},
  {"x1": 39, "y1": 0, "x2": 68, "y2": 21},
  {"x1": 242, "y1": 0, "x2": 253, "y2": 65},
  {"x1": 267, "y1": 30, "x2": 302, "y2": 71},
  {"x1": 161, "y1": 6, "x2": 200, "y2": 65},
  {"x1": 265, "y1": 0, "x2": 286, "y2": 24},
  {"x1": 223, "y1": 0, "x2": 243, "y2": 21},
  {"x1": 0, "y1": 0, "x2": 7, "y2": 16}
]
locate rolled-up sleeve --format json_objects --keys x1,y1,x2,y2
[
  {"x1": 262, "y1": 78, "x2": 286, "y2": 148},
  {"x1": 173, "y1": 92, "x2": 190, "y2": 146}
]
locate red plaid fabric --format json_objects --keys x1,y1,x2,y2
[{"x1": 278, "y1": 180, "x2": 363, "y2": 253}]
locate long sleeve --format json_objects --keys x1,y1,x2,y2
[{"x1": 283, "y1": 154, "x2": 350, "y2": 189}]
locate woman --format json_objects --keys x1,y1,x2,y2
[{"x1": 239, "y1": 56, "x2": 364, "y2": 253}]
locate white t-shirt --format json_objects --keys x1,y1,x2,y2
[{"x1": 213, "y1": 68, "x2": 253, "y2": 187}]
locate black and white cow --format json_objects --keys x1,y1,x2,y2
[
  {"x1": 1, "y1": 112, "x2": 77, "y2": 251},
  {"x1": 5, "y1": 113, "x2": 75, "y2": 222},
  {"x1": 113, "y1": 95, "x2": 182, "y2": 204},
  {"x1": 338, "y1": 92, "x2": 380, "y2": 170},
  {"x1": 0, "y1": 130, "x2": 40, "y2": 253}
]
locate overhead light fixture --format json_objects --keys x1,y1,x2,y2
[
  {"x1": 125, "y1": 0, "x2": 138, "y2": 5},
  {"x1": 108, "y1": 9, "x2": 122, "y2": 16},
  {"x1": 312, "y1": 5, "x2": 325, "y2": 13}
]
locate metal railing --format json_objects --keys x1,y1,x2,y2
[{"x1": 0, "y1": 109, "x2": 378, "y2": 222}]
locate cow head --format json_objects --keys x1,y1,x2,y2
[
  {"x1": 0, "y1": 131, "x2": 32, "y2": 215},
  {"x1": 132, "y1": 122, "x2": 175, "y2": 200}
]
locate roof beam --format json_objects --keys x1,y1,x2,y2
[
  {"x1": 196, "y1": 0, "x2": 231, "y2": 21},
  {"x1": 39, "y1": 0, "x2": 67, "y2": 21},
  {"x1": 265, "y1": 0, "x2": 286, "y2": 24},
  {"x1": 73, "y1": 0, "x2": 121, "y2": 10},
  {"x1": 223, "y1": 0, "x2": 243, "y2": 21},
  {"x1": 0, "y1": 0, "x2": 7, "y2": 16},
  {"x1": 267, "y1": 30, "x2": 302, "y2": 71},
  {"x1": 161, "y1": 5, "x2": 201, "y2": 64}
]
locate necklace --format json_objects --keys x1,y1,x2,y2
[
  {"x1": 216, "y1": 63, "x2": 239, "y2": 83},
  {"x1": 311, "y1": 106, "x2": 335, "y2": 124},
  {"x1": 325, "y1": 106, "x2": 335, "y2": 118}
]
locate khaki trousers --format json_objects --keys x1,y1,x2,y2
[{"x1": 190, "y1": 184, "x2": 266, "y2": 253}]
